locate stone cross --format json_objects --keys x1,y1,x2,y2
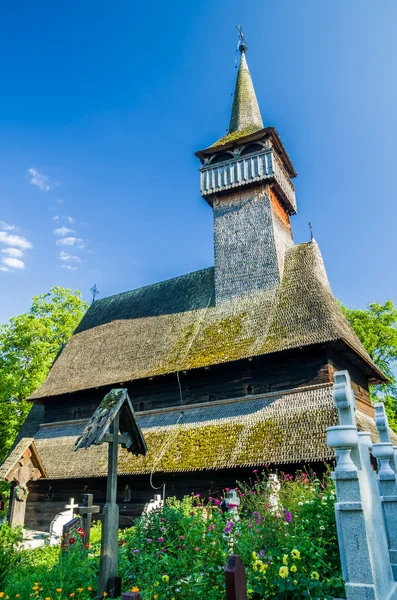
[
  {"x1": 76, "y1": 493, "x2": 100, "y2": 545},
  {"x1": 225, "y1": 489, "x2": 240, "y2": 518},
  {"x1": 65, "y1": 498, "x2": 79, "y2": 518},
  {"x1": 373, "y1": 402, "x2": 397, "y2": 579},
  {"x1": 327, "y1": 370, "x2": 397, "y2": 599}
]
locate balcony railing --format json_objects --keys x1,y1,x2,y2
[{"x1": 200, "y1": 149, "x2": 296, "y2": 213}]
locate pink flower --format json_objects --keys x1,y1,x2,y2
[
  {"x1": 147, "y1": 538, "x2": 153, "y2": 543},
  {"x1": 157, "y1": 537, "x2": 164, "y2": 543},
  {"x1": 208, "y1": 525, "x2": 214, "y2": 531},
  {"x1": 248, "y1": 524, "x2": 253, "y2": 529},
  {"x1": 253, "y1": 469, "x2": 258, "y2": 473},
  {"x1": 194, "y1": 547, "x2": 200, "y2": 551},
  {"x1": 179, "y1": 535, "x2": 184, "y2": 540},
  {"x1": 224, "y1": 521, "x2": 234, "y2": 534},
  {"x1": 132, "y1": 549, "x2": 139, "y2": 554},
  {"x1": 213, "y1": 499, "x2": 221, "y2": 505},
  {"x1": 225, "y1": 487, "x2": 230, "y2": 492},
  {"x1": 196, "y1": 494, "x2": 201, "y2": 497}
]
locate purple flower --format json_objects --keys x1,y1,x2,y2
[
  {"x1": 147, "y1": 538, "x2": 153, "y2": 543},
  {"x1": 179, "y1": 535, "x2": 184, "y2": 540},
  {"x1": 285, "y1": 511, "x2": 292, "y2": 523},
  {"x1": 132, "y1": 549, "x2": 139, "y2": 554},
  {"x1": 208, "y1": 524, "x2": 214, "y2": 531},
  {"x1": 253, "y1": 469, "x2": 258, "y2": 473},
  {"x1": 224, "y1": 521, "x2": 234, "y2": 534},
  {"x1": 157, "y1": 537, "x2": 164, "y2": 543}
]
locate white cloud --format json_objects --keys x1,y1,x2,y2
[
  {"x1": 59, "y1": 251, "x2": 82, "y2": 263},
  {"x1": 28, "y1": 168, "x2": 52, "y2": 191},
  {"x1": 66, "y1": 216, "x2": 75, "y2": 223},
  {"x1": 62, "y1": 264, "x2": 77, "y2": 271},
  {"x1": 0, "y1": 266, "x2": 9, "y2": 272},
  {"x1": 53, "y1": 215, "x2": 60, "y2": 223},
  {"x1": 2, "y1": 257, "x2": 25, "y2": 269},
  {"x1": 0, "y1": 231, "x2": 33, "y2": 249},
  {"x1": 1, "y1": 248, "x2": 24, "y2": 258},
  {"x1": 54, "y1": 226, "x2": 76, "y2": 236},
  {"x1": 0, "y1": 221, "x2": 15, "y2": 231},
  {"x1": 56, "y1": 237, "x2": 84, "y2": 248},
  {"x1": 56, "y1": 198, "x2": 64, "y2": 205}
]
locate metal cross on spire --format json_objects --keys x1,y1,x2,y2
[
  {"x1": 90, "y1": 283, "x2": 99, "y2": 304},
  {"x1": 236, "y1": 24, "x2": 248, "y2": 53},
  {"x1": 308, "y1": 221, "x2": 314, "y2": 241}
]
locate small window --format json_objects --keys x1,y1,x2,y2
[
  {"x1": 210, "y1": 152, "x2": 234, "y2": 165},
  {"x1": 247, "y1": 385, "x2": 253, "y2": 395},
  {"x1": 240, "y1": 143, "x2": 263, "y2": 156}
]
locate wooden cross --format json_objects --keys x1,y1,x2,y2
[
  {"x1": 76, "y1": 493, "x2": 100, "y2": 545},
  {"x1": 65, "y1": 498, "x2": 79, "y2": 518}
]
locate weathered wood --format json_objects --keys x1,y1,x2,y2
[
  {"x1": 122, "y1": 593, "x2": 141, "y2": 600},
  {"x1": 75, "y1": 493, "x2": 99, "y2": 544},
  {"x1": 225, "y1": 555, "x2": 247, "y2": 600}
]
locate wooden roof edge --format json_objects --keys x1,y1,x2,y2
[{"x1": 29, "y1": 440, "x2": 48, "y2": 478}]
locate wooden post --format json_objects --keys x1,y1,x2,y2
[
  {"x1": 122, "y1": 593, "x2": 141, "y2": 600},
  {"x1": 225, "y1": 555, "x2": 247, "y2": 600},
  {"x1": 98, "y1": 413, "x2": 120, "y2": 596}
]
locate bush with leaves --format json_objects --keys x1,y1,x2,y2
[{"x1": 0, "y1": 523, "x2": 23, "y2": 587}]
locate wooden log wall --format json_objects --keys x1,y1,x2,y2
[{"x1": 25, "y1": 462, "x2": 329, "y2": 532}]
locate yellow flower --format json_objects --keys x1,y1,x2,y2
[
  {"x1": 16, "y1": 595, "x2": 20, "y2": 598},
  {"x1": 40, "y1": 589, "x2": 43, "y2": 592},
  {"x1": 291, "y1": 549, "x2": 301, "y2": 560},
  {"x1": 252, "y1": 551, "x2": 258, "y2": 560},
  {"x1": 70, "y1": 594, "x2": 75, "y2": 598},
  {"x1": 103, "y1": 594, "x2": 108, "y2": 598},
  {"x1": 77, "y1": 590, "x2": 84, "y2": 594},
  {"x1": 45, "y1": 597, "x2": 51, "y2": 600},
  {"x1": 311, "y1": 571, "x2": 320, "y2": 580},
  {"x1": 131, "y1": 588, "x2": 139, "y2": 593},
  {"x1": 32, "y1": 588, "x2": 39, "y2": 592},
  {"x1": 162, "y1": 575, "x2": 169, "y2": 583},
  {"x1": 291, "y1": 565, "x2": 297, "y2": 573},
  {"x1": 279, "y1": 566, "x2": 289, "y2": 578},
  {"x1": 282, "y1": 554, "x2": 288, "y2": 565},
  {"x1": 34, "y1": 584, "x2": 39, "y2": 587},
  {"x1": 154, "y1": 596, "x2": 158, "y2": 600},
  {"x1": 0, "y1": 594, "x2": 5, "y2": 598},
  {"x1": 293, "y1": 580, "x2": 298, "y2": 585},
  {"x1": 87, "y1": 588, "x2": 92, "y2": 593},
  {"x1": 56, "y1": 590, "x2": 62, "y2": 594}
]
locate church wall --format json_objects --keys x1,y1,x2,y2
[
  {"x1": 43, "y1": 346, "x2": 330, "y2": 424},
  {"x1": 326, "y1": 346, "x2": 372, "y2": 411},
  {"x1": 25, "y1": 462, "x2": 329, "y2": 532}
]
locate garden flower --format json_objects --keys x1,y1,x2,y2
[
  {"x1": 291, "y1": 565, "x2": 297, "y2": 573},
  {"x1": 157, "y1": 537, "x2": 164, "y2": 542},
  {"x1": 77, "y1": 589, "x2": 84, "y2": 593},
  {"x1": 162, "y1": 575, "x2": 169, "y2": 583},
  {"x1": 45, "y1": 597, "x2": 51, "y2": 600},
  {"x1": 311, "y1": 571, "x2": 320, "y2": 580},
  {"x1": 131, "y1": 588, "x2": 139, "y2": 593},
  {"x1": 56, "y1": 591, "x2": 62, "y2": 595},
  {"x1": 224, "y1": 521, "x2": 234, "y2": 534},
  {"x1": 282, "y1": 554, "x2": 289, "y2": 565},
  {"x1": 279, "y1": 566, "x2": 289, "y2": 578},
  {"x1": 103, "y1": 594, "x2": 108, "y2": 598},
  {"x1": 132, "y1": 549, "x2": 139, "y2": 554},
  {"x1": 147, "y1": 538, "x2": 153, "y2": 543},
  {"x1": 87, "y1": 588, "x2": 92, "y2": 592},
  {"x1": 70, "y1": 595, "x2": 75, "y2": 598},
  {"x1": 291, "y1": 549, "x2": 301, "y2": 560},
  {"x1": 194, "y1": 547, "x2": 200, "y2": 551},
  {"x1": 179, "y1": 535, "x2": 184, "y2": 540},
  {"x1": 15, "y1": 595, "x2": 20, "y2": 598},
  {"x1": 69, "y1": 537, "x2": 75, "y2": 544},
  {"x1": 208, "y1": 524, "x2": 214, "y2": 531},
  {"x1": 285, "y1": 511, "x2": 292, "y2": 523},
  {"x1": 0, "y1": 594, "x2": 4, "y2": 598}
]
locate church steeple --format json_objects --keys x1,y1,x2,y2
[
  {"x1": 196, "y1": 31, "x2": 298, "y2": 304},
  {"x1": 228, "y1": 30, "x2": 263, "y2": 138}
]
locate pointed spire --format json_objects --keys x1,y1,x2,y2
[{"x1": 228, "y1": 27, "x2": 263, "y2": 135}]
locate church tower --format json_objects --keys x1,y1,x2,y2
[{"x1": 196, "y1": 31, "x2": 297, "y2": 304}]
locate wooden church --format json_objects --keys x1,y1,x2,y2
[{"x1": 1, "y1": 34, "x2": 390, "y2": 530}]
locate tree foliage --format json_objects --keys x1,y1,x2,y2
[
  {"x1": 0, "y1": 287, "x2": 88, "y2": 464},
  {"x1": 341, "y1": 300, "x2": 397, "y2": 429}
]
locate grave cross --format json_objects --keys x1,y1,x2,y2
[
  {"x1": 74, "y1": 388, "x2": 147, "y2": 597},
  {"x1": 76, "y1": 493, "x2": 100, "y2": 545},
  {"x1": 65, "y1": 498, "x2": 79, "y2": 518}
]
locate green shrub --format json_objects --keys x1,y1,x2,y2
[{"x1": 0, "y1": 523, "x2": 23, "y2": 587}]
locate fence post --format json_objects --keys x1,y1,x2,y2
[
  {"x1": 122, "y1": 593, "x2": 141, "y2": 600},
  {"x1": 225, "y1": 555, "x2": 247, "y2": 600}
]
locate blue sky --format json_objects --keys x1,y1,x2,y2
[{"x1": 1, "y1": 0, "x2": 396, "y2": 324}]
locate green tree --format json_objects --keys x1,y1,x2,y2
[
  {"x1": 0, "y1": 287, "x2": 88, "y2": 464},
  {"x1": 341, "y1": 300, "x2": 397, "y2": 429}
]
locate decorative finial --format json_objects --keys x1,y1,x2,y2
[
  {"x1": 308, "y1": 221, "x2": 313, "y2": 241},
  {"x1": 236, "y1": 25, "x2": 248, "y2": 54},
  {"x1": 90, "y1": 283, "x2": 99, "y2": 304}
]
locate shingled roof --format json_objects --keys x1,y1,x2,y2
[
  {"x1": 30, "y1": 240, "x2": 383, "y2": 401},
  {"x1": 15, "y1": 384, "x2": 397, "y2": 479}
]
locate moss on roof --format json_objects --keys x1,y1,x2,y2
[{"x1": 29, "y1": 241, "x2": 382, "y2": 401}]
